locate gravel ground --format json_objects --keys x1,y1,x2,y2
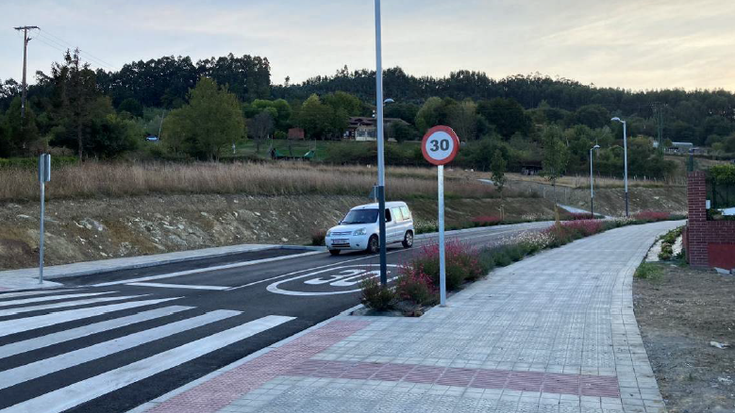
[{"x1": 634, "y1": 264, "x2": 735, "y2": 413}]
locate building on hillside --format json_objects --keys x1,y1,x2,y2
[
  {"x1": 666, "y1": 141, "x2": 695, "y2": 154},
  {"x1": 520, "y1": 160, "x2": 543, "y2": 176},
  {"x1": 344, "y1": 117, "x2": 410, "y2": 141},
  {"x1": 288, "y1": 128, "x2": 305, "y2": 140}
]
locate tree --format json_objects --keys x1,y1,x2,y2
[
  {"x1": 415, "y1": 97, "x2": 443, "y2": 134},
  {"x1": 490, "y1": 149, "x2": 507, "y2": 196},
  {"x1": 297, "y1": 94, "x2": 338, "y2": 139},
  {"x1": 541, "y1": 125, "x2": 569, "y2": 201},
  {"x1": 87, "y1": 113, "x2": 142, "y2": 157},
  {"x1": 3, "y1": 96, "x2": 41, "y2": 156},
  {"x1": 389, "y1": 122, "x2": 416, "y2": 143},
  {"x1": 163, "y1": 77, "x2": 245, "y2": 160},
  {"x1": 50, "y1": 49, "x2": 99, "y2": 159},
  {"x1": 323, "y1": 91, "x2": 364, "y2": 116},
  {"x1": 250, "y1": 111, "x2": 274, "y2": 153},
  {"x1": 574, "y1": 104, "x2": 610, "y2": 129},
  {"x1": 477, "y1": 98, "x2": 531, "y2": 138},
  {"x1": 117, "y1": 98, "x2": 144, "y2": 118},
  {"x1": 447, "y1": 100, "x2": 477, "y2": 141}
]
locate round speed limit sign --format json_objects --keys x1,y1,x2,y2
[{"x1": 421, "y1": 125, "x2": 460, "y2": 166}]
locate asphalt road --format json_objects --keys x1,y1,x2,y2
[{"x1": 0, "y1": 221, "x2": 550, "y2": 413}]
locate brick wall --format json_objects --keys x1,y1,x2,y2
[{"x1": 686, "y1": 171, "x2": 735, "y2": 269}]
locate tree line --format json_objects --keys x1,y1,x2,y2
[{"x1": 1, "y1": 51, "x2": 734, "y2": 178}]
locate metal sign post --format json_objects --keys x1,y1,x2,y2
[
  {"x1": 38, "y1": 154, "x2": 50, "y2": 284},
  {"x1": 421, "y1": 126, "x2": 460, "y2": 307}
]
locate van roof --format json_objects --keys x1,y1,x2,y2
[{"x1": 351, "y1": 201, "x2": 408, "y2": 210}]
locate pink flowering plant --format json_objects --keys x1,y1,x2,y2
[
  {"x1": 633, "y1": 211, "x2": 671, "y2": 222},
  {"x1": 470, "y1": 216, "x2": 502, "y2": 227}
]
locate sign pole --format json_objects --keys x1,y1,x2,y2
[
  {"x1": 38, "y1": 154, "x2": 50, "y2": 284},
  {"x1": 438, "y1": 165, "x2": 446, "y2": 306}
]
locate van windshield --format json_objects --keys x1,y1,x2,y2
[{"x1": 341, "y1": 209, "x2": 378, "y2": 225}]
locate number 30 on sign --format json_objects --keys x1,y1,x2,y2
[{"x1": 421, "y1": 125, "x2": 460, "y2": 166}]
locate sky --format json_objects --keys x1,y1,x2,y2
[{"x1": 2, "y1": 0, "x2": 735, "y2": 92}]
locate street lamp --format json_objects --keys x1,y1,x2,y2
[
  {"x1": 611, "y1": 117, "x2": 629, "y2": 217},
  {"x1": 589, "y1": 144, "x2": 600, "y2": 218},
  {"x1": 374, "y1": 0, "x2": 388, "y2": 286}
]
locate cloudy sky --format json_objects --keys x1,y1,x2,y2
[{"x1": 2, "y1": 0, "x2": 734, "y2": 91}]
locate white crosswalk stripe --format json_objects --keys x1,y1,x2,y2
[
  {"x1": 0, "y1": 292, "x2": 115, "y2": 308},
  {"x1": 0, "y1": 309, "x2": 242, "y2": 390},
  {"x1": 0, "y1": 305, "x2": 192, "y2": 359},
  {"x1": 0, "y1": 290, "x2": 74, "y2": 299},
  {"x1": 1, "y1": 315, "x2": 295, "y2": 413},
  {"x1": 0, "y1": 290, "x2": 297, "y2": 413},
  {"x1": 0, "y1": 297, "x2": 181, "y2": 338},
  {"x1": 0, "y1": 294, "x2": 144, "y2": 317}
]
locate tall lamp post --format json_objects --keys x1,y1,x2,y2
[
  {"x1": 611, "y1": 117, "x2": 629, "y2": 217},
  {"x1": 374, "y1": 0, "x2": 388, "y2": 286},
  {"x1": 589, "y1": 144, "x2": 600, "y2": 217}
]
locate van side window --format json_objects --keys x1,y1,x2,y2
[
  {"x1": 400, "y1": 206, "x2": 411, "y2": 220},
  {"x1": 392, "y1": 207, "x2": 403, "y2": 222},
  {"x1": 385, "y1": 208, "x2": 392, "y2": 222}
]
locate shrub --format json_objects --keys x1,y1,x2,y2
[
  {"x1": 395, "y1": 269, "x2": 436, "y2": 306},
  {"x1": 360, "y1": 277, "x2": 395, "y2": 311},
  {"x1": 310, "y1": 229, "x2": 326, "y2": 246},
  {"x1": 405, "y1": 241, "x2": 485, "y2": 291},
  {"x1": 635, "y1": 262, "x2": 664, "y2": 280},
  {"x1": 471, "y1": 216, "x2": 502, "y2": 227},
  {"x1": 633, "y1": 211, "x2": 671, "y2": 222},
  {"x1": 414, "y1": 220, "x2": 438, "y2": 234},
  {"x1": 561, "y1": 211, "x2": 594, "y2": 220}
]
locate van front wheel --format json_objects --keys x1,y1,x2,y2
[
  {"x1": 402, "y1": 231, "x2": 414, "y2": 249},
  {"x1": 329, "y1": 249, "x2": 341, "y2": 256},
  {"x1": 367, "y1": 235, "x2": 379, "y2": 254}
]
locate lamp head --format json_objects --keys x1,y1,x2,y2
[
  {"x1": 383, "y1": 98, "x2": 395, "y2": 105},
  {"x1": 611, "y1": 117, "x2": 622, "y2": 123},
  {"x1": 592, "y1": 144, "x2": 600, "y2": 150}
]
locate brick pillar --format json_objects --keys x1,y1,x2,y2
[{"x1": 687, "y1": 171, "x2": 708, "y2": 267}]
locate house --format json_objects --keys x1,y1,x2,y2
[
  {"x1": 288, "y1": 128, "x2": 305, "y2": 140},
  {"x1": 666, "y1": 141, "x2": 694, "y2": 154},
  {"x1": 344, "y1": 117, "x2": 410, "y2": 141},
  {"x1": 520, "y1": 160, "x2": 543, "y2": 176}
]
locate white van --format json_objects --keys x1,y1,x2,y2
[{"x1": 325, "y1": 201, "x2": 414, "y2": 255}]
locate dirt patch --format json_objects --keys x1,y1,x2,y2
[{"x1": 634, "y1": 264, "x2": 735, "y2": 412}]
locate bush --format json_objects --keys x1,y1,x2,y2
[
  {"x1": 360, "y1": 277, "x2": 395, "y2": 311},
  {"x1": 471, "y1": 216, "x2": 502, "y2": 227},
  {"x1": 395, "y1": 269, "x2": 436, "y2": 306},
  {"x1": 405, "y1": 242, "x2": 485, "y2": 292},
  {"x1": 635, "y1": 262, "x2": 664, "y2": 280},
  {"x1": 633, "y1": 211, "x2": 671, "y2": 222},
  {"x1": 310, "y1": 229, "x2": 326, "y2": 246}
]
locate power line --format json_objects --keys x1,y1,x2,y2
[
  {"x1": 38, "y1": 29, "x2": 115, "y2": 69},
  {"x1": 35, "y1": 32, "x2": 114, "y2": 70}
]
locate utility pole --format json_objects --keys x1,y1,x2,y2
[{"x1": 14, "y1": 26, "x2": 39, "y2": 119}]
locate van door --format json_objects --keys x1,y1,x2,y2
[
  {"x1": 390, "y1": 207, "x2": 405, "y2": 243},
  {"x1": 383, "y1": 208, "x2": 396, "y2": 243}
]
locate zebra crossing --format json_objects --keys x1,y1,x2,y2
[{"x1": 0, "y1": 288, "x2": 296, "y2": 413}]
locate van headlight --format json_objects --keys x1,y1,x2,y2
[
  {"x1": 353, "y1": 228, "x2": 367, "y2": 236},
  {"x1": 326, "y1": 230, "x2": 333, "y2": 237}
]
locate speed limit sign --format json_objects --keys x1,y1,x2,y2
[{"x1": 421, "y1": 126, "x2": 460, "y2": 166}]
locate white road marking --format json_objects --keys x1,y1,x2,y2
[
  {"x1": 92, "y1": 251, "x2": 324, "y2": 287},
  {"x1": 0, "y1": 295, "x2": 145, "y2": 317},
  {"x1": 0, "y1": 306, "x2": 192, "y2": 359},
  {"x1": 0, "y1": 292, "x2": 114, "y2": 308},
  {"x1": 267, "y1": 265, "x2": 400, "y2": 296},
  {"x1": 0, "y1": 290, "x2": 73, "y2": 299},
  {"x1": 1, "y1": 315, "x2": 296, "y2": 413},
  {"x1": 126, "y1": 282, "x2": 229, "y2": 291},
  {"x1": 0, "y1": 309, "x2": 242, "y2": 391},
  {"x1": 0, "y1": 297, "x2": 181, "y2": 338}
]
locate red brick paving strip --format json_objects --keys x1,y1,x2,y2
[
  {"x1": 147, "y1": 319, "x2": 620, "y2": 413},
  {"x1": 146, "y1": 320, "x2": 371, "y2": 413}
]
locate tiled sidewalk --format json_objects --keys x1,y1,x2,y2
[{"x1": 137, "y1": 221, "x2": 680, "y2": 413}]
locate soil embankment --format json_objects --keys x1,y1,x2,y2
[{"x1": 0, "y1": 194, "x2": 557, "y2": 270}]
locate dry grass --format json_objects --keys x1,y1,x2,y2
[
  {"x1": 0, "y1": 161, "x2": 507, "y2": 202},
  {"x1": 505, "y1": 172, "x2": 687, "y2": 189}
]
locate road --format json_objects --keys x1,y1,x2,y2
[{"x1": 0, "y1": 221, "x2": 550, "y2": 413}]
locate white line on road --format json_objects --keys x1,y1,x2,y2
[
  {"x1": 0, "y1": 309, "x2": 242, "y2": 391},
  {"x1": 0, "y1": 290, "x2": 74, "y2": 299},
  {"x1": 0, "y1": 306, "x2": 192, "y2": 359},
  {"x1": 92, "y1": 251, "x2": 324, "y2": 287},
  {"x1": 0, "y1": 297, "x2": 181, "y2": 338},
  {"x1": 0, "y1": 295, "x2": 145, "y2": 317},
  {"x1": 0, "y1": 315, "x2": 296, "y2": 413},
  {"x1": 126, "y1": 282, "x2": 230, "y2": 291},
  {"x1": 0, "y1": 292, "x2": 115, "y2": 308}
]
